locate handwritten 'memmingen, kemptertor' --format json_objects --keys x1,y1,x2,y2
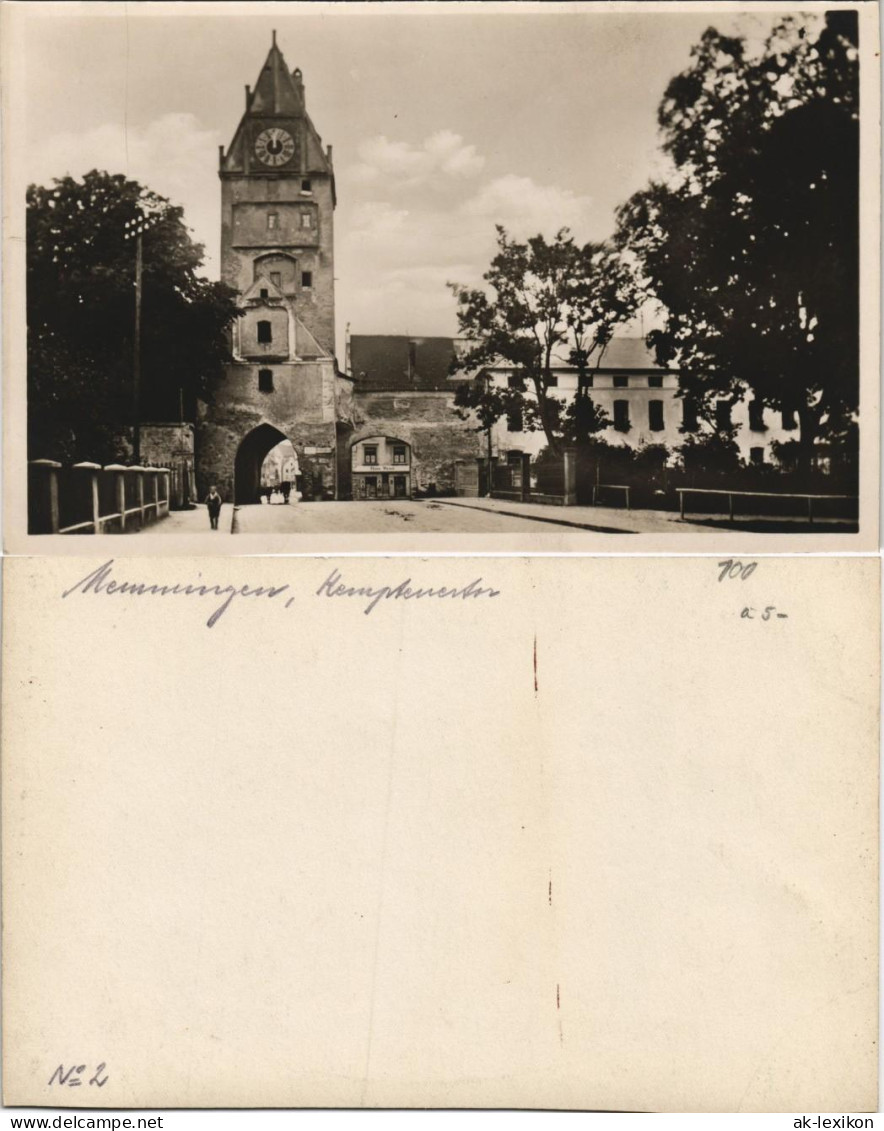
[{"x1": 61, "y1": 561, "x2": 502, "y2": 627}]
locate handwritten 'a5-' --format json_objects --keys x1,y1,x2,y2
[{"x1": 741, "y1": 606, "x2": 788, "y2": 621}]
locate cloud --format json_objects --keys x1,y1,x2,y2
[
  {"x1": 461, "y1": 174, "x2": 596, "y2": 237},
  {"x1": 27, "y1": 113, "x2": 221, "y2": 275},
  {"x1": 349, "y1": 129, "x2": 484, "y2": 186},
  {"x1": 337, "y1": 171, "x2": 605, "y2": 338}
]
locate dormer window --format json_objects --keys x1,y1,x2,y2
[
  {"x1": 257, "y1": 320, "x2": 272, "y2": 344},
  {"x1": 301, "y1": 179, "x2": 312, "y2": 194},
  {"x1": 260, "y1": 288, "x2": 269, "y2": 299}
]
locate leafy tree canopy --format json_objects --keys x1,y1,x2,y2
[
  {"x1": 28, "y1": 170, "x2": 239, "y2": 461},
  {"x1": 450, "y1": 226, "x2": 637, "y2": 453},
  {"x1": 616, "y1": 12, "x2": 859, "y2": 466}
]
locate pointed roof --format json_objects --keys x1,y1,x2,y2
[
  {"x1": 220, "y1": 32, "x2": 334, "y2": 186},
  {"x1": 249, "y1": 31, "x2": 305, "y2": 116}
]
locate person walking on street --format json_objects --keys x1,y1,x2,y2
[{"x1": 205, "y1": 485, "x2": 223, "y2": 530}]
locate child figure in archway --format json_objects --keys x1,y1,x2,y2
[{"x1": 205, "y1": 486, "x2": 223, "y2": 530}]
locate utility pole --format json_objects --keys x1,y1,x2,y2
[
  {"x1": 133, "y1": 231, "x2": 143, "y2": 464},
  {"x1": 124, "y1": 200, "x2": 162, "y2": 466}
]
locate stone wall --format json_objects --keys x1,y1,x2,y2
[{"x1": 348, "y1": 391, "x2": 481, "y2": 495}]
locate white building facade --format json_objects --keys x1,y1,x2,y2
[{"x1": 486, "y1": 338, "x2": 798, "y2": 466}]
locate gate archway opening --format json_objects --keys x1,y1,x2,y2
[
  {"x1": 260, "y1": 439, "x2": 300, "y2": 501},
  {"x1": 235, "y1": 423, "x2": 294, "y2": 504}
]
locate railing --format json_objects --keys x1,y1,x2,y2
[
  {"x1": 676, "y1": 487, "x2": 858, "y2": 524},
  {"x1": 592, "y1": 483, "x2": 632, "y2": 510},
  {"x1": 29, "y1": 460, "x2": 171, "y2": 534}
]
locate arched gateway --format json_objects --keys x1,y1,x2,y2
[{"x1": 235, "y1": 424, "x2": 290, "y2": 504}]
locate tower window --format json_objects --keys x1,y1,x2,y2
[
  {"x1": 270, "y1": 272, "x2": 281, "y2": 288},
  {"x1": 301, "y1": 179, "x2": 312, "y2": 194},
  {"x1": 649, "y1": 400, "x2": 664, "y2": 431},
  {"x1": 258, "y1": 369, "x2": 273, "y2": 392},
  {"x1": 613, "y1": 400, "x2": 630, "y2": 431},
  {"x1": 267, "y1": 213, "x2": 278, "y2": 231},
  {"x1": 301, "y1": 271, "x2": 312, "y2": 289},
  {"x1": 301, "y1": 212, "x2": 312, "y2": 229},
  {"x1": 257, "y1": 320, "x2": 272, "y2": 344}
]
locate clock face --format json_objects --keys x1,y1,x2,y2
[{"x1": 255, "y1": 127, "x2": 296, "y2": 168}]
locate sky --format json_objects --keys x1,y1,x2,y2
[{"x1": 19, "y1": 2, "x2": 783, "y2": 358}]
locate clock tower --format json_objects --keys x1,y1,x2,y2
[
  {"x1": 198, "y1": 34, "x2": 347, "y2": 505},
  {"x1": 219, "y1": 30, "x2": 336, "y2": 356}
]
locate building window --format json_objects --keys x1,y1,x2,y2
[
  {"x1": 715, "y1": 400, "x2": 732, "y2": 429},
  {"x1": 507, "y1": 408, "x2": 523, "y2": 433},
  {"x1": 258, "y1": 368, "x2": 273, "y2": 392},
  {"x1": 613, "y1": 399, "x2": 630, "y2": 432},
  {"x1": 267, "y1": 212, "x2": 278, "y2": 231},
  {"x1": 613, "y1": 375, "x2": 629, "y2": 389},
  {"x1": 301, "y1": 212, "x2": 312, "y2": 229},
  {"x1": 682, "y1": 400, "x2": 699, "y2": 433},
  {"x1": 393, "y1": 446, "x2": 407, "y2": 465},
  {"x1": 507, "y1": 373, "x2": 525, "y2": 390},
  {"x1": 364, "y1": 445, "x2": 378, "y2": 465},
  {"x1": 648, "y1": 375, "x2": 663, "y2": 388},
  {"x1": 259, "y1": 288, "x2": 269, "y2": 299},
  {"x1": 546, "y1": 374, "x2": 558, "y2": 388},
  {"x1": 750, "y1": 446, "x2": 765, "y2": 465},
  {"x1": 301, "y1": 179, "x2": 312, "y2": 194},
  {"x1": 749, "y1": 398, "x2": 766, "y2": 432},
  {"x1": 257, "y1": 320, "x2": 272, "y2": 344},
  {"x1": 649, "y1": 400, "x2": 664, "y2": 431},
  {"x1": 301, "y1": 271, "x2": 312, "y2": 289},
  {"x1": 782, "y1": 409, "x2": 797, "y2": 431},
  {"x1": 270, "y1": 271, "x2": 281, "y2": 288}
]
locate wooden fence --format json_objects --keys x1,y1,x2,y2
[{"x1": 29, "y1": 459, "x2": 171, "y2": 534}]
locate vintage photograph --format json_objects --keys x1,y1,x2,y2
[{"x1": 5, "y1": 1, "x2": 875, "y2": 544}]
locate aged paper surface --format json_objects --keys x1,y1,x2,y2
[{"x1": 2, "y1": 555, "x2": 878, "y2": 1112}]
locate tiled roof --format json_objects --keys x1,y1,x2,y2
[
  {"x1": 349, "y1": 336, "x2": 464, "y2": 392},
  {"x1": 594, "y1": 337, "x2": 670, "y2": 371},
  {"x1": 348, "y1": 334, "x2": 672, "y2": 392}
]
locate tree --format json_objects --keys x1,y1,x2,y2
[
  {"x1": 450, "y1": 227, "x2": 637, "y2": 455},
  {"x1": 27, "y1": 170, "x2": 239, "y2": 462},
  {"x1": 617, "y1": 12, "x2": 859, "y2": 471}
]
